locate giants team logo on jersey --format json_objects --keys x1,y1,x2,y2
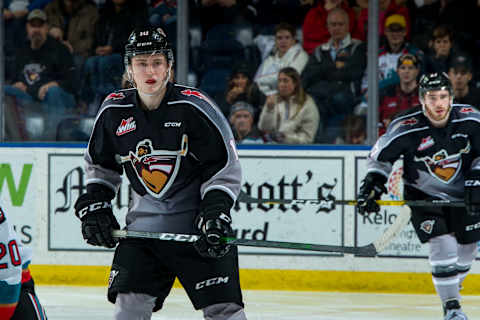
[
  {"x1": 414, "y1": 141, "x2": 471, "y2": 183},
  {"x1": 417, "y1": 136, "x2": 434, "y2": 151},
  {"x1": 117, "y1": 135, "x2": 188, "y2": 198},
  {"x1": 116, "y1": 117, "x2": 136, "y2": 136},
  {"x1": 104, "y1": 92, "x2": 125, "y2": 102},
  {"x1": 420, "y1": 220, "x2": 435, "y2": 234}
]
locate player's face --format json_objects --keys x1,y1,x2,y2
[
  {"x1": 131, "y1": 53, "x2": 170, "y2": 94},
  {"x1": 423, "y1": 89, "x2": 451, "y2": 122}
]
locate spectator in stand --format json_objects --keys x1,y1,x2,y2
[
  {"x1": 4, "y1": 9, "x2": 76, "y2": 139},
  {"x1": 194, "y1": 0, "x2": 255, "y2": 39},
  {"x1": 360, "y1": 13, "x2": 423, "y2": 96},
  {"x1": 411, "y1": 0, "x2": 477, "y2": 54},
  {"x1": 353, "y1": 0, "x2": 410, "y2": 42},
  {"x1": 423, "y1": 24, "x2": 459, "y2": 75},
  {"x1": 81, "y1": 0, "x2": 148, "y2": 114},
  {"x1": 334, "y1": 114, "x2": 366, "y2": 144},
  {"x1": 149, "y1": 0, "x2": 177, "y2": 48},
  {"x1": 258, "y1": 67, "x2": 319, "y2": 144},
  {"x1": 448, "y1": 55, "x2": 480, "y2": 107},
  {"x1": 254, "y1": 22, "x2": 308, "y2": 96},
  {"x1": 44, "y1": 0, "x2": 98, "y2": 60},
  {"x1": 302, "y1": 0, "x2": 356, "y2": 54},
  {"x1": 378, "y1": 53, "x2": 420, "y2": 136},
  {"x1": 302, "y1": 8, "x2": 366, "y2": 143},
  {"x1": 215, "y1": 61, "x2": 266, "y2": 120},
  {"x1": 229, "y1": 101, "x2": 266, "y2": 144},
  {"x1": 249, "y1": 0, "x2": 313, "y2": 29}
]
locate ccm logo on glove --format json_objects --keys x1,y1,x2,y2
[{"x1": 77, "y1": 201, "x2": 112, "y2": 219}]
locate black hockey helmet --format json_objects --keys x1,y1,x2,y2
[
  {"x1": 418, "y1": 72, "x2": 453, "y2": 103},
  {"x1": 124, "y1": 27, "x2": 174, "y2": 68}
]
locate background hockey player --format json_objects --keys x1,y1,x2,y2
[
  {"x1": 357, "y1": 72, "x2": 480, "y2": 320},
  {"x1": 73, "y1": 27, "x2": 247, "y2": 320},
  {"x1": 0, "y1": 206, "x2": 47, "y2": 319}
]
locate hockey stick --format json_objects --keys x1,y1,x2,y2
[
  {"x1": 237, "y1": 191, "x2": 464, "y2": 207},
  {"x1": 112, "y1": 206, "x2": 411, "y2": 256}
]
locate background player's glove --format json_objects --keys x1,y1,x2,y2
[
  {"x1": 194, "y1": 190, "x2": 234, "y2": 259},
  {"x1": 465, "y1": 170, "x2": 480, "y2": 216},
  {"x1": 357, "y1": 172, "x2": 388, "y2": 215},
  {"x1": 74, "y1": 184, "x2": 119, "y2": 248}
]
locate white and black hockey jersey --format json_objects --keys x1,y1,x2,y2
[
  {"x1": 367, "y1": 104, "x2": 480, "y2": 200},
  {"x1": 0, "y1": 207, "x2": 32, "y2": 317},
  {"x1": 85, "y1": 83, "x2": 242, "y2": 233}
]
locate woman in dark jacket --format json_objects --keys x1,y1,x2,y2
[{"x1": 215, "y1": 61, "x2": 266, "y2": 121}]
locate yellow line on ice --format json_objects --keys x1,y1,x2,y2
[{"x1": 29, "y1": 265, "x2": 480, "y2": 294}]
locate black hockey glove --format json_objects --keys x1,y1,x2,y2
[
  {"x1": 357, "y1": 172, "x2": 388, "y2": 216},
  {"x1": 194, "y1": 190, "x2": 234, "y2": 259},
  {"x1": 465, "y1": 170, "x2": 480, "y2": 216},
  {"x1": 74, "y1": 184, "x2": 120, "y2": 248}
]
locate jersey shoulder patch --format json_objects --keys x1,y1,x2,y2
[
  {"x1": 173, "y1": 85, "x2": 215, "y2": 106},
  {"x1": 385, "y1": 108, "x2": 425, "y2": 136},
  {"x1": 102, "y1": 89, "x2": 136, "y2": 107},
  {"x1": 452, "y1": 104, "x2": 480, "y2": 121}
]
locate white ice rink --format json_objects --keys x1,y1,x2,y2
[{"x1": 37, "y1": 285, "x2": 480, "y2": 320}]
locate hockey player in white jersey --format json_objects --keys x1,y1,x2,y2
[
  {"x1": 357, "y1": 72, "x2": 480, "y2": 320},
  {"x1": 0, "y1": 206, "x2": 47, "y2": 319}
]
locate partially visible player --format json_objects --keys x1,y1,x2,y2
[
  {"x1": 0, "y1": 207, "x2": 47, "y2": 319},
  {"x1": 357, "y1": 72, "x2": 480, "y2": 320}
]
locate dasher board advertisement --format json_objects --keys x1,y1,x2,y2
[
  {"x1": 0, "y1": 156, "x2": 36, "y2": 247},
  {"x1": 232, "y1": 156, "x2": 344, "y2": 255},
  {"x1": 48, "y1": 153, "x2": 345, "y2": 255}
]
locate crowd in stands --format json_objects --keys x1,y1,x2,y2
[{"x1": 4, "y1": 0, "x2": 480, "y2": 144}]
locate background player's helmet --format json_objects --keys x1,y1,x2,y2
[
  {"x1": 124, "y1": 27, "x2": 174, "y2": 69},
  {"x1": 418, "y1": 72, "x2": 454, "y2": 125},
  {"x1": 418, "y1": 72, "x2": 453, "y2": 104}
]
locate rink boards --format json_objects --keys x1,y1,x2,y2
[{"x1": 2, "y1": 144, "x2": 480, "y2": 293}]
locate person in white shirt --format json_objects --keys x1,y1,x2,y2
[{"x1": 254, "y1": 22, "x2": 308, "y2": 96}]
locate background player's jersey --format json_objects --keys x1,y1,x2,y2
[
  {"x1": 0, "y1": 207, "x2": 33, "y2": 319},
  {"x1": 367, "y1": 104, "x2": 480, "y2": 200},
  {"x1": 84, "y1": 83, "x2": 242, "y2": 233}
]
